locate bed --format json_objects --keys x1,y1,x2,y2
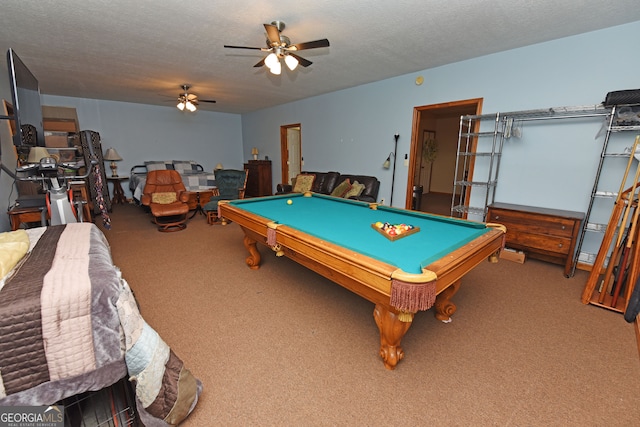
[
  {"x1": 130, "y1": 160, "x2": 217, "y2": 203},
  {"x1": 0, "y1": 223, "x2": 202, "y2": 426}
]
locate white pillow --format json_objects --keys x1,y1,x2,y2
[{"x1": 0, "y1": 229, "x2": 30, "y2": 278}]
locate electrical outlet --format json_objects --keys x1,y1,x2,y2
[{"x1": 380, "y1": 198, "x2": 385, "y2": 205}]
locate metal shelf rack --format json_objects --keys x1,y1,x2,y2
[{"x1": 451, "y1": 104, "x2": 628, "y2": 276}]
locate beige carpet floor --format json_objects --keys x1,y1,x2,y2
[{"x1": 97, "y1": 203, "x2": 640, "y2": 426}]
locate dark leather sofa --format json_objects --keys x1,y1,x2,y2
[{"x1": 276, "y1": 171, "x2": 380, "y2": 203}]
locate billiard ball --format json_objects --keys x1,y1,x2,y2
[{"x1": 287, "y1": 199, "x2": 293, "y2": 205}]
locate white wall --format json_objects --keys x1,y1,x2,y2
[
  {"x1": 242, "y1": 21, "x2": 640, "y2": 213},
  {"x1": 430, "y1": 116, "x2": 459, "y2": 194},
  {"x1": 1, "y1": 20, "x2": 639, "y2": 237},
  {"x1": 41, "y1": 94, "x2": 244, "y2": 184},
  {"x1": 0, "y1": 91, "x2": 243, "y2": 231}
]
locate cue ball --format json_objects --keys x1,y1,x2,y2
[{"x1": 287, "y1": 199, "x2": 293, "y2": 205}]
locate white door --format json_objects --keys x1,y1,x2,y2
[{"x1": 287, "y1": 127, "x2": 301, "y2": 184}]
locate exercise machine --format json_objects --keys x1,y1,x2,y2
[{"x1": 16, "y1": 153, "x2": 98, "y2": 226}]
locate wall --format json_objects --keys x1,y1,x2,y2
[
  {"x1": 0, "y1": 90, "x2": 243, "y2": 231},
  {"x1": 1, "y1": 21, "x2": 639, "y2": 237},
  {"x1": 0, "y1": 82, "x2": 17, "y2": 231},
  {"x1": 41, "y1": 95, "x2": 244, "y2": 180},
  {"x1": 242, "y1": 21, "x2": 640, "y2": 210},
  {"x1": 430, "y1": 116, "x2": 459, "y2": 194}
]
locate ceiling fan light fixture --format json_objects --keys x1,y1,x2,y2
[
  {"x1": 177, "y1": 101, "x2": 185, "y2": 111},
  {"x1": 265, "y1": 52, "x2": 279, "y2": 69},
  {"x1": 269, "y1": 60, "x2": 282, "y2": 75},
  {"x1": 225, "y1": 21, "x2": 330, "y2": 75},
  {"x1": 284, "y1": 54, "x2": 298, "y2": 71},
  {"x1": 185, "y1": 100, "x2": 197, "y2": 112}
]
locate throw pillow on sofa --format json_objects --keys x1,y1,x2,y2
[
  {"x1": 293, "y1": 174, "x2": 315, "y2": 193},
  {"x1": 343, "y1": 181, "x2": 365, "y2": 198},
  {"x1": 330, "y1": 179, "x2": 352, "y2": 197}
]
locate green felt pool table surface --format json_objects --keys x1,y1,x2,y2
[
  {"x1": 226, "y1": 193, "x2": 490, "y2": 274},
  {"x1": 220, "y1": 192, "x2": 506, "y2": 370}
]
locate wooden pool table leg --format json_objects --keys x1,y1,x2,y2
[
  {"x1": 243, "y1": 235, "x2": 261, "y2": 270},
  {"x1": 373, "y1": 304, "x2": 413, "y2": 370},
  {"x1": 433, "y1": 280, "x2": 461, "y2": 322}
]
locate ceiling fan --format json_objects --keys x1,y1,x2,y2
[
  {"x1": 175, "y1": 84, "x2": 216, "y2": 112},
  {"x1": 224, "y1": 21, "x2": 330, "y2": 75}
]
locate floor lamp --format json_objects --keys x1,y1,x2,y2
[{"x1": 383, "y1": 133, "x2": 399, "y2": 206}]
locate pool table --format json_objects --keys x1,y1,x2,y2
[{"x1": 219, "y1": 193, "x2": 505, "y2": 369}]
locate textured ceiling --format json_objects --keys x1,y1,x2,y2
[{"x1": 1, "y1": 1, "x2": 639, "y2": 114}]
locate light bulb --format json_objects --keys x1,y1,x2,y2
[
  {"x1": 269, "y1": 61, "x2": 282, "y2": 75},
  {"x1": 284, "y1": 54, "x2": 299, "y2": 71},
  {"x1": 265, "y1": 52, "x2": 279, "y2": 69},
  {"x1": 186, "y1": 101, "x2": 197, "y2": 112},
  {"x1": 177, "y1": 101, "x2": 185, "y2": 111}
]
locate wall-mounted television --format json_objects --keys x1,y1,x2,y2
[{"x1": 7, "y1": 48, "x2": 45, "y2": 147}]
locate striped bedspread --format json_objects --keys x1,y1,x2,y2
[{"x1": 0, "y1": 223, "x2": 201, "y2": 426}]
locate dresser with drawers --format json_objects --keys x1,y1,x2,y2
[{"x1": 486, "y1": 203, "x2": 584, "y2": 277}]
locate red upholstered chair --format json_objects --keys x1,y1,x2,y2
[{"x1": 141, "y1": 170, "x2": 190, "y2": 232}]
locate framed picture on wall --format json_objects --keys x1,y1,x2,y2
[{"x1": 422, "y1": 130, "x2": 437, "y2": 163}]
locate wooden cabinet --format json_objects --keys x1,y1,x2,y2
[
  {"x1": 8, "y1": 205, "x2": 49, "y2": 230},
  {"x1": 244, "y1": 160, "x2": 272, "y2": 197},
  {"x1": 486, "y1": 203, "x2": 584, "y2": 277}
]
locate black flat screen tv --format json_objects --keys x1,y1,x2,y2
[{"x1": 7, "y1": 48, "x2": 45, "y2": 147}]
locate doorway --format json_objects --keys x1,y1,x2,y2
[
  {"x1": 280, "y1": 124, "x2": 302, "y2": 187},
  {"x1": 406, "y1": 99, "x2": 483, "y2": 217}
]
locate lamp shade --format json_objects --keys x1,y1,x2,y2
[
  {"x1": 215, "y1": 163, "x2": 224, "y2": 170},
  {"x1": 284, "y1": 54, "x2": 299, "y2": 71},
  {"x1": 383, "y1": 153, "x2": 393, "y2": 169},
  {"x1": 269, "y1": 61, "x2": 282, "y2": 75},
  {"x1": 177, "y1": 100, "x2": 197, "y2": 112},
  {"x1": 103, "y1": 148, "x2": 123, "y2": 161},
  {"x1": 264, "y1": 53, "x2": 279, "y2": 69},
  {"x1": 27, "y1": 147, "x2": 51, "y2": 163}
]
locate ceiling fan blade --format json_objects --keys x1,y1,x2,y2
[
  {"x1": 253, "y1": 57, "x2": 266, "y2": 68},
  {"x1": 224, "y1": 45, "x2": 263, "y2": 50},
  {"x1": 199, "y1": 99, "x2": 217, "y2": 104},
  {"x1": 288, "y1": 52, "x2": 312, "y2": 67},
  {"x1": 290, "y1": 38, "x2": 330, "y2": 51},
  {"x1": 264, "y1": 23, "x2": 280, "y2": 46}
]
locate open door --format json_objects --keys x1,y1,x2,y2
[
  {"x1": 406, "y1": 99, "x2": 482, "y2": 216},
  {"x1": 280, "y1": 124, "x2": 301, "y2": 186}
]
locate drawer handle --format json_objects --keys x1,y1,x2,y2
[
  {"x1": 558, "y1": 243, "x2": 563, "y2": 248},
  {"x1": 561, "y1": 225, "x2": 566, "y2": 230},
  {"x1": 495, "y1": 215, "x2": 500, "y2": 220}
]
